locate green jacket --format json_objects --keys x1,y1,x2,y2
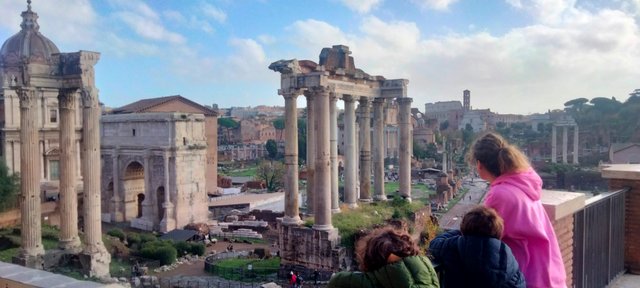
[{"x1": 327, "y1": 255, "x2": 440, "y2": 288}]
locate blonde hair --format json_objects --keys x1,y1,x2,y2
[{"x1": 467, "y1": 132, "x2": 530, "y2": 177}]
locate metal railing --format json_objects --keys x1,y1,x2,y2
[{"x1": 573, "y1": 187, "x2": 629, "y2": 288}]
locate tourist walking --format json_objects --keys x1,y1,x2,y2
[
  {"x1": 289, "y1": 271, "x2": 297, "y2": 288},
  {"x1": 327, "y1": 227, "x2": 439, "y2": 288},
  {"x1": 429, "y1": 206, "x2": 525, "y2": 288},
  {"x1": 469, "y1": 132, "x2": 566, "y2": 288}
]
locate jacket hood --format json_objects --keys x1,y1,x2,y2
[{"x1": 491, "y1": 168, "x2": 542, "y2": 201}]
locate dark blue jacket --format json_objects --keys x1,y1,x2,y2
[{"x1": 429, "y1": 230, "x2": 526, "y2": 288}]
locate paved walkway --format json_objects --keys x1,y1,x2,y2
[
  {"x1": 608, "y1": 274, "x2": 640, "y2": 287},
  {"x1": 439, "y1": 178, "x2": 489, "y2": 230}
]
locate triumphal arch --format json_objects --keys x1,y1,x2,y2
[
  {"x1": 0, "y1": 1, "x2": 109, "y2": 277},
  {"x1": 269, "y1": 45, "x2": 413, "y2": 272}
]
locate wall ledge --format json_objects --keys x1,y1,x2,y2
[
  {"x1": 541, "y1": 190, "x2": 586, "y2": 221},
  {"x1": 601, "y1": 164, "x2": 640, "y2": 180}
]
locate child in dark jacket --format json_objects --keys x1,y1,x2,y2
[{"x1": 429, "y1": 206, "x2": 526, "y2": 288}]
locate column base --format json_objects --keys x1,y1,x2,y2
[
  {"x1": 12, "y1": 251, "x2": 44, "y2": 269},
  {"x1": 346, "y1": 203, "x2": 359, "y2": 209},
  {"x1": 312, "y1": 224, "x2": 334, "y2": 231},
  {"x1": 58, "y1": 237, "x2": 82, "y2": 253},
  {"x1": 359, "y1": 198, "x2": 373, "y2": 203},
  {"x1": 373, "y1": 195, "x2": 388, "y2": 201},
  {"x1": 79, "y1": 248, "x2": 111, "y2": 279},
  {"x1": 281, "y1": 216, "x2": 303, "y2": 226},
  {"x1": 331, "y1": 208, "x2": 341, "y2": 214}
]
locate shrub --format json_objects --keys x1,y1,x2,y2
[
  {"x1": 127, "y1": 233, "x2": 141, "y2": 247},
  {"x1": 155, "y1": 246, "x2": 177, "y2": 265},
  {"x1": 189, "y1": 243, "x2": 205, "y2": 256},
  {"x1": 107, "y1": 228, "x2": 126, "y2": 242},
  {"x1": 139, "y1": 233, "x2": 156, "y2": 244},
  {"x1": 174, "y1": 241, "x2": 190, "y2": 256},
  {"x1": 140, "y1": 240, "x2": 177, "y2": 265}
]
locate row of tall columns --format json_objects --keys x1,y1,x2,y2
[
  {"x1": 551, "y1": 125, "x2": 579, "y2": 164},
  {"x1": 58, "y1": 89, "x2": 81, "y2": 252},
  {"x1": 280, "y1": 89, "x2": 413, "y2": 229},
  {"x1": 358, "y1": 97, "x2": 372, "y2": 202}
]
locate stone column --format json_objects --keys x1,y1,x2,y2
[
  {"x1": 358, "y1": 97, "x2": 372, "y2": 202},
  {"x1": 80, "y1": 88, "x2": 111, "y2": 278},
  {"x1": 111, "y1": 150, "x2": 122, "y2": 222},
  {"x1": 282, "y1": 92, "x2": 302, "y2": 225},
  {"x1": 14, "y1": 88, "x2": 44, "y2": 268},
  {"x1": 372, "y1": 98, "x2": 386, "y2": 201},
  {"x1": 343, "y1": 95, "x2": 358, "y2": 208},
  {"x1": 398, "y1": 97, "x2": 413, "y2": 200},
  {"x1": 551, "y1": 125, "x2": 557, "y2": 163},
  {"x1": 313, "y1": 87, "x2": 333, "y2": 231},
  {"x1": 573, "y1": 125, "x2": 579, "y2": 164},
  {"x1": 58, "y1": 89, "x2": 81, "y2": 252},
  {"x1": 330, "y1": 93, "x2": 340, "y2": 213},
  {"x1": 140, "y1": 151, "x2": 153, "y2": 227},
  {"x1": 160, "y1": 151, "x2": 175, "y2": 232},
  {"x1": 305, "y1": 92, "x2": 316, "y2": 215},
  {"x1": 562, "y1": 126, "x2": 568, "y2": 164}
]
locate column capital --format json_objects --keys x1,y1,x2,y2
[
  {"x1": 81, "y1": 87, "x2": 99, "y2": 108},
  {"x1": 16, "y1": 87, "x2": 36, "y2": 108},
  {"x1": 359, "y1": 96, "x2": 370, "y2": 104},
  {"x1": 329, "y1": 93, "x2": 338, "y2": 103},
  {"x1": 396, "y1": 97, "x2": 413, "y2": 105},
  {"x1": 58, "y1": 88, "x2": 79, "y2": 110},
  {"x1": 373, "y1": 97, "x2": 385, "y2": 105},
  {"x1": 309, "y1": 85, "x2": 332, "y2": 95},
  {"x1": 343, "y1": 94, "x2": 356, "y2": 102}
]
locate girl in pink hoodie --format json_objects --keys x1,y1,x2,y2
[{"x1": 469, "y1": 132, "x2": 566, "y2": 288}]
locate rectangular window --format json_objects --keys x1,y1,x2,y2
[
  {"x1": 49, "y1": 160, "x2": 60, "y2": 180},
  {"x1": 49, "y1": 109, "x2": 58, "y2": 123}
]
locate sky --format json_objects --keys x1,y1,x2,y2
[{"x1": 1, "y1": 0, "x2": 640, "y2": 115}]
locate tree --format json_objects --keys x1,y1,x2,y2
[
  {"x1": 218, "y1": 117, "x2": 239, "y2": 144},
  {"x1": 256, "y1": 161, "x2": 285, "y2": 192},
  {"x1": 297, "y1": 118, "x2": 307, "y2": 164},
  {"x1": 272, "y1": 117, "x2": 285, "y2": 140},
  {"x1": 265, "y1": 139, "x2": 278, "y2": 159},
  {"x1": 0, "y1": 160, "x2": 19, "y2": 212},
  {"x1": 413, "y1": 141, "x2": 427, "y2": 159},
  {"x1": 439, "y1": 120, "x2": 449, "y2": 131},
  {"x1": 564, "y1": 98, "x2": 589, "y2": 112}
]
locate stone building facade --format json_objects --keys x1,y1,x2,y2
[{"x1": 100, "y1": 113, "x2": 209, "y2": 232}]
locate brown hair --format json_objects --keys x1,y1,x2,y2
[
  {"x1": 467, "y1": 132, "x2": 530, "y2": 177},
  {"x1": 460, "y1": 206, "x2": 504, "y2": 239},
  {"x1": 355, "y1": 227, "x2": 420, "y2": 272}
]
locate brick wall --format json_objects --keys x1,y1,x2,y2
[
  {"x1": 609, "y1": 178, "x2": 640, "y2": 274},
  {"x1": 552, "y1": 214, "x2": 574, "y2": 288}
]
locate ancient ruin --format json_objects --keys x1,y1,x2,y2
[
  {"x1": 100, "y1": 112, "x2": 209, "y2": 232},
  {"x1": 269, "y1": 45, "x2": 413, "y2": 272},
  {"x1": 0, "y1": 1, "x2": 110, "y2": 277}
]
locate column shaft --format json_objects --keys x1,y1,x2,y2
[
  {"x1": 58, "y1": 89, "x2": 81, "y2": 251},
  {"x1": 330, "y1": 94, "x2": 340, "y2": 212},
  {"x1": 551, "y1": 125, "x2": 557, "y2": 163},
  {"x1": 283, "y1": 93, "x2": 301, "y2": 225},
  {"x1": 16, "y1": 88, "x2": 44, "y2": 267},
  {"x1": 358, "y1": 97, "x2": 372, "y2": 202},
  {"x1": 111, "y1": 151, "x2": 122, "y2": 222},
  {"x1": 398, "y1": 97, "x2": 413, "y2": 200},
  {"x1": 372, "y1": 98, "x2": 386, "y2": 201},
  {"x1": 160, "y1": 151, "x2": 175, "y2": 232},
  {"x1": 305, "y1": 93, "x2": 316, "y2": 215},
  {"x1": 573, "y1": 125, "x2": 579, "y2": 164},
  {"x1": 81, "y1": 88, "x2": 111, "y2": 277},
  {"x1": 562, "y1": 126, "x2": 568, "y2": 164},
  {"x1": 343, "y1": 95, "x2": 358, "y2": 208},
  {"x1": 312, "y1": 88, "x2": 333, "y2": 230}
]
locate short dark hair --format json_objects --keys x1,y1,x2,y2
[
  {"x1": 460, "y1": 206, "x2": 504, "y2": 239},
  {"x1": 355, "y1": 227, "x2": 420, "y2": 272}
]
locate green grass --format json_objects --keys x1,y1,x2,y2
[
  {"x1": 385, "y1": 182, "x2": 433, "y2": 195},
  {"x1": 110, "y1": 257, "x2": 133, "y2": 278},
  {"x1": 228, "y1": 236, "x2": 268, "y2": 244},
  {"x1": 225, "y1": 166, "x2": 258, "y2": 177},
  {"x1": 0, "y1": 247, "x2": 19, "y2": 262},
  {"x1": 212, "y1": 257, "x2": 281, "y2": 281}
]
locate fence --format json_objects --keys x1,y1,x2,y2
[
  {"x1": 159, "y1": 277, "x2": 287, "y2": 288},
  {"x1": 573, "y1": 188, "x2": 628, "y2": 288}
]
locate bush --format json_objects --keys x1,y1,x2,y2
[
  {"x1": 189, "y1": 243, "x2": 205, "y2": 256},
  {"x1": 173, "y1": 241, "x2": 205, "y2": 257},
  {"x1": 127, "y1": 233, "x2": 141, "y2": 247},
  {"x1": 107, "y1": 228, "x2": 126, "y2": 242},
  {"x1": 140, "y1": 240, "x2": 177, "y2": 265},
  {"x1": 139, "y1": 233, "x2": 156, "y2": 243}
]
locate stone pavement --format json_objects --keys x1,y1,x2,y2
[
  {"x1": 438, "y1": 178, "x2": 489, "y2": 230},
  {"x1": 608, "y1": 274, "x2": 640, "y2": 287}
]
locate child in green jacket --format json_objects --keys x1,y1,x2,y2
[{"x1": 328, "y1": 227, "x2": 440, "y2": 288}]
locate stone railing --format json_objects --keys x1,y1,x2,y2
[{"x1": 540, "y1": 164, "x2": 640, "y2": 288}]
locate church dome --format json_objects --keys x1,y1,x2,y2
[{"x1": 0, "y1": 1, "x2": 59, "y2": 65}]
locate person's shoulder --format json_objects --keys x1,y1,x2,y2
[{"x1": 328, "y1": 271, "x2": 369, "y2": 288}]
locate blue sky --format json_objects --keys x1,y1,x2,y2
[{"x1": 1, "y1": 0, "x2": 639, "y2": 114}]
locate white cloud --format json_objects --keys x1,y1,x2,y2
[
  {"x1": 412, "y1": 0, "x2": 459, "y2": 11},
  {"x1": 258, "y1": 34, "x2": 276, "y2": 45},
  {"x1": 116, "y1": 11, "x2": 185, "y2": 44},
  {"x1": 505, "y1": 0, "x2": 576, "y2": 23},
  {"x1": 201, "y1": 3, "x2": 227, "y2": 23},
  {"x1": 339, "y1": 0, "x2": 382, "y2": 14},
  {"x1": 285, "y1": 8, "x2": 640, "y2": 114}
]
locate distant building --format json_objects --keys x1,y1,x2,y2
[
  {"x1": 610, "y1": 143, "x2": 640, "y2": 164},
  {"x1": 111, "y1": 95, "x2": 219, "y2": 196},
  {"x1": 459, "y1": 109, "x2": 492, "y2": 132}
]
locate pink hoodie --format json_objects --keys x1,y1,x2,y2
[{"x1": 484, "y1": 168, "x2": 567, "y2": 288}]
